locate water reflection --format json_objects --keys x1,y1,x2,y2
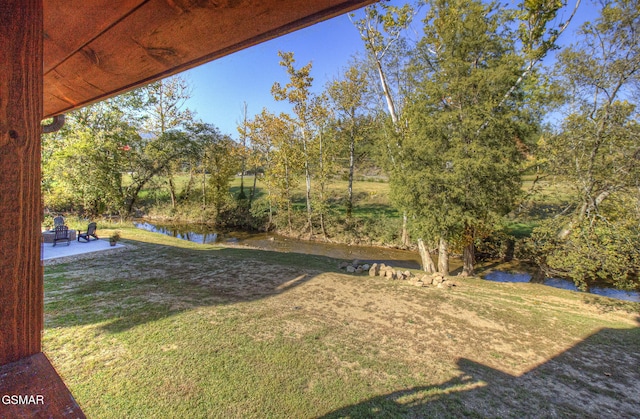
[
  {"x1": 134, "y1": 222, "x2": 218, "y2": 244},
  {"x1": 484, "y1": 271, "x2": 640, "y2": 302}
]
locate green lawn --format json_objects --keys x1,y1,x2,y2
[
  {"x1": 134, "y1": 173, "x2": 579, "y2": 236},
  {"x1": 43, "y1": 228, "x2": 640, "y2": 418}
]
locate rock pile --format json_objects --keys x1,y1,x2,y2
[
  {"x1": 411, "y1": 272, "x2": 457, "y2": 288},
  {"x1": 338, "y1": 260, "x2": 370, "y2": 274},
  {"x1": 339, "y1": 260, "x2": 458, "y2": 288},
  {"x1": 367, "y1": 263, "x2": 413, "y2": 280}
]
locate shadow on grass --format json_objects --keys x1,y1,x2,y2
[
  {"x1": 44, "y1": 238, "x2": 334, "y2": 333},
  {"x1": 321, "y1": 320, "x2": 640, "y2": 418}
]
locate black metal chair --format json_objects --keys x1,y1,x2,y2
[
  {"x1": 77, "y1": 222, "x2": 98, "y2": 242},
  {"x1": 52, "y1": 225, "x2": 70, "y2": 246},
  {"x1": 53, "y1": 215, "x2": 65, "y2": 228}
]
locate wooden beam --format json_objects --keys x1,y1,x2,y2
[
  {"x1": 43, "y1": 0, "x2": 376, "y2": 118},
  {"x1": 43, "y1": 0, "x2": 146, "y2": 74},
  {"x1": 0, "y1": 0, "x2": 44, "y2": 365},
  {"x1": 0, "y1": 353, "x2": 85, "y2": 418}
]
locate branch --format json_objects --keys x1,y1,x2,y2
[{"x1": 488, "y1": 0, "x2": 583, "y2": 126}]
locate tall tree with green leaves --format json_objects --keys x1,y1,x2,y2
[
  {"x1": 201, "y1": 127, "x2": 240, "y2": 222},
  {"x1": 236, "y1": 102, "x2": 250, "y2": 201},
  {"x1": 327, "y1": 62, "x2": 372, "y2": 219},
  {"x1": 403, "y1": 0, "x2": 570, "y2": 276},
  {"x1": 188, "y1": 121, "x2": 233, "y2": 219},
  {"x1": 528, "y1": 0, "x2": 640, "y2": 290},
  {"x1": 140, "y1": 75, "x2": 194, "y2": 209},
  {"x1": 351, "y1": 1, "x2": 417, "y2": 247},
  {"x1": 43, "y1": 97, "x2": 140, "y2": 216},
  {"x1": 310, "y1": 93, "x2": 335, "y2": 239},
  {"x1": 248, "y1": 109, "x2": 303, "y2": 232},
  {"x1": 272, "y1": 51, "x2": 326, "y2": 237},
  {"x1": 43, "y1": 89, "x2": 198, "y2": 218}
]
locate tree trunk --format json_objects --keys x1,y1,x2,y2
[
  {"x1": 438, "y1": 237, "x2": 449, "y2": 275},
  {"x1": 346, "y1": 132, "x2": 355, "y2": 219},
  {"x1": 401, "y1": 212, "x2": 409, "y2": 247},
  {"x1": 239, "y1": 102, "x2": 248, "y2": 199},
  {"x1": 267, "y1": 190, "x2": 273, "y2": 230},
  {"x1": 502, "y1": 238, "x2": 515, "y2": 262},
  {"x1": 461, "y1": 243, "x2": 475, "y2": 277},
  {"x1": 249, "y1": 168, "x2": 257, "y2": 206},
  {"x1": 320, "y1": 212, "x2": 327, "y2": 240},
  {"x1": 418, "y1": 239, "x2": 436, "y2": 273},
  {"x1": 287, "y1": 200, "x2": 293, "y2": 234},
  {"x1": 304, "y1": 157, "x2": 313, "y2": 237},
  {"x1": 375, "y1": 59, "x2": 399, "y2": 127},
  {"x1": 201, "y1": 151, "x2": 207, "y2": 210},
  {"x1": 181, "y1": 168, "x2": 194, "y2": 202},
  {"x1": 168, "y1": 176, "x2": 177, "y2": 209}
]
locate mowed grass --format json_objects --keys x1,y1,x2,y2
[{"x1": 44, "y1": 228, "x2": 640, "y2": 418}]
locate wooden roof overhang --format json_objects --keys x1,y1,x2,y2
[
  {"x1": 1, "y1": 1, "x2": 375, "y2": 417},
  {"x1": 44, "y1": 0, "x2": 376, "y2": 118}
]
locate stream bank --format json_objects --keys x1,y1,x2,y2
[{"x1": 134, "y1": 220, "x2": 639, "y2": 302}]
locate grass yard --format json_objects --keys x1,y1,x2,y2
[{"x1": 44, "y1": 228, "x2": 640, "y2": 418}]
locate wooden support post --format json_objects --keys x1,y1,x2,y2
[
  {"x1": 0, "y1": 0, "x2": 44, "y2": 366},
  {"x1": 0, "y1": 1, "x2": 85, "y2": 417}
]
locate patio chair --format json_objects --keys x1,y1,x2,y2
[
  {"x1": 77, "y1": 222, "x2": 98, "y2": 242},
  {"x1": 53, "y1": 215, "x2": 65, "y2": 228},
  {"x1": 52, "y1": 225, "x2": 70, "y2": 246}
]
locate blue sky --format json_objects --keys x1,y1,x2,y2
[
  {"x1": 182, "y1": 0, "x2": 595, "y2": 137},
  {"x1": 183, "y1": 9, "x2": 369, "y2": 136}
]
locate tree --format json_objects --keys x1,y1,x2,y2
[
  {"x1": 202, "y1": 127, "x2": 240, "y2": 222},
  {"x1": 139, "y1": 75, "x2": 194, "y2": 209},
  {"x1": 247, "y1": 109, "x2": 303, "y2": 232},
  {"x1": 351, "y1": 1, "x2": 417, "y2": 247},
  {"x1": 311, "y1": 94, "x2": 334, "y2": 239},
  {"x1": 43, "y1": 96, "x2": 141, "y2": 216},
  {"x1": 272, "y1": 51, "x2": 325, "y2": 236},
  {"x1": 327, "y1": 62, "x2": 372, "y2": 219},
  {"x1": 402, "y1": 0, "x2": 567, "y2": 276},
  {"x1": 122, "y1": 128, "x2": 198, "y2": 216},
  {"x1": 528, "y1": 0, "x2": 640, "y2": 289},
  {"x1": 187, "y1": 121, "x2": 233, "y2": 218},
  {"x1": 43, "y1": 88, "x2": 198, "y2": 218},
  {"x1": 236, "y1": 102, "x2": 250, "y2": 200}
]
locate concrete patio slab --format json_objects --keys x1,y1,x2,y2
[{"x1": 42, "y1": 239, "x2": 125, "y2": 261}]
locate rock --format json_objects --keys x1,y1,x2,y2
[
  {"x1": 385, "y1": 269, "x2": 395, "y2": 279},
  {"x1": 421, "y1": 275, "x2": 433, "y2": 285},
  {"x1": 369, "y1": 263, "x2": 379, "y2": 277},
  {"x1": 397, "y1": 271, "x2": 406, "y2": 280},
  {"x1": 362, "y1": 264, "x2": 370, "y2": 271},
  {"x1": 339, "y1": 261, "x2": 349, "y2": 269},
  {"x1": 432, "y1": 276, "x2": 444, "y2": 285},
  {"x1": 355, "y1": 267, "x2": 363, "y2": 274},
  {"x1": 352, "y1": 259, "x2": 360, "y2": 267},
  {"x1": 414, "y1": 280, "x2": 424, "y2": 287},
  {"x1": 404, "y1": 270, "x2": 412, "y2": 278},
  {"x1": 346, "y1": 266, "x2": 356, "y2": 273}
]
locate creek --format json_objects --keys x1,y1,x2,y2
[{"x1": 135, "y1": 221, "x2": 640, "y2": 303}]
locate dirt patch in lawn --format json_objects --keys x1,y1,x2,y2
[{"x1": 44, "y1": 236, "x2": 640, "y2": 418}]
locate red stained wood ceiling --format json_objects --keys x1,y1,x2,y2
[{"x1": 43, "y1": 0, "x2": 375, "y2": 118}]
